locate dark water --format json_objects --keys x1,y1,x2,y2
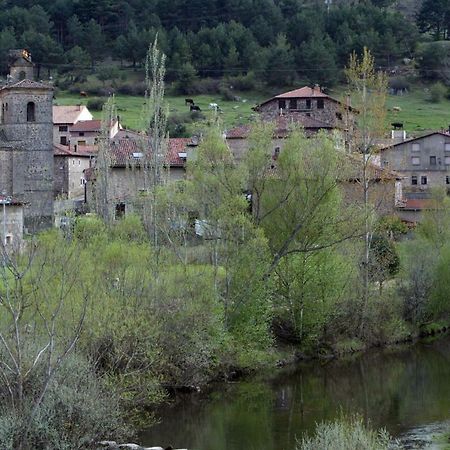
[{"x1": 140, "y1": 337, "x2": 450, "y2": 450}]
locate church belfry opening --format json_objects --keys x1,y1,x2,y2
[{"x1": 27, "y1": 102, "x2": 35, "y2": 122}]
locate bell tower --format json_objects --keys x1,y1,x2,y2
[
  {"x1": 0, "y1": 49, "x2": 54, "y2": 232},
  {"x1": 8, "y1": 49, "x2": 35, "y2": 82}
]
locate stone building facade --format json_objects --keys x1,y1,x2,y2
[
  {"x1": 0, "y1": 50, "x2": 54, "y2": 232},
  {"x1": 253, "y1": 86, "x2": 355, "y2": 129},
  {"x1": 380, "y1": 132, "x2": 450, "y2": 192},
  {"x1": 0, "y1": 82, "x2": 54, "y2": 231},
  {"x1": 53, "y1": 105, "x2": 93, "y2": 146},
  {"x1": 379, "y1": 131, "x2": 450, "y2": 223},
  {"x1": 54, "y1": 144, "x2": 95, "y2": 199},
  {"x1": 0, "y1": 196, "x2": 24, "y2": 250}
]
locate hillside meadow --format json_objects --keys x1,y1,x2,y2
[{"x1": 54, "y1": 86, "x2": 450, "y2": 135}]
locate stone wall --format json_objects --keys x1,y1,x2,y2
[
  {"x1": 0, "y1": 86, "x2": 54, "y2": 232},
  {"x1": 0, "y1": 203, "x2": 23, "y2": 250},
  {"x1": 257, "y1": 97, "x2": 354, "y2": 128}
]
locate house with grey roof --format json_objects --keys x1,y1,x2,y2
[{"x1": 380, "y1": 131, "x2": 450, "y2": 222}]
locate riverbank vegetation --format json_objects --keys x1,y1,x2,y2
[
  {"x1": 2, "y1": 126, "x2": 450, "y2": 446},
  {"x1": 297, "y1": 415, "x2": 394, "y2": 450},
  {"x1": 1, "y1": 46, "x2": 450, "y2": 449}
]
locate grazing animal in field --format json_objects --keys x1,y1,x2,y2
[
  {"x1": 190, "y1": 104, "x2": 201, "y2": 112},
  {"x1": 185, "y1": 98, "x2": 194, "y2": 106},
  {"x1": 79, "y1": 91, "x2": 87, "y2": 97},
  {"x1": 209, "y1": 102, "x2": 222, "y2": 112},
  {"x1": 393, "y1": 106, "x2": 402, "y2": 112}
]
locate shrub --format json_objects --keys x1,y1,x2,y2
[
  {"x1": 0, "y1": 353, "x2": 129, "y2": 450},
  {"x1": 297, "y1": 415, "x2": 394, "y2": 450},
  {"x1": 219, "y1": 86, "x2": 235, "y2": 101},
  {"x1": 87, "y1": 97, "x2": 107, "y2": 111},
  {"x1": 226, "y1": 72, "x2": 259, "y2": 91},
  {"x1": 429, "y1": 82, "x2": 446, "y2": 103},
  {"x1": 189, "y1": 78, "x2": 222, "y2": 95},
  {"x1": 389, "y1": 77, "x2": 410, "y2": 94}
]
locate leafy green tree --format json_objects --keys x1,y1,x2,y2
[
  {"x1": 417, "y1": 0, "x2": 450, "y2": 40},
  {"x1": 0, "y1": 27, "x2": 17, "y2": 75},
  {"x1": 265, "y1": 33, "x2": 295, "y2": 86},
  {"x1": 367, "y1": 234, "x2": 400, "y2": 293}
]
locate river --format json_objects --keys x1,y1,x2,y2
[{"x1": 140, "y1": 336, "x2": 450, "y2": 449}]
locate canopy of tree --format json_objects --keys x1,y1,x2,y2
[{"x1": 0, "y1": 0, "x2": 431, "y2": 86}]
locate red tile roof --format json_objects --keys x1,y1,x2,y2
[
  {"x1": 275, "y1": 86, "x2": 328, "y2": 99},
  {"x1": 53, "y1": 143, "x2": 97, "y2": 157},
  {"x1": 70, "y1": 119, "x2": 102, "y2": 133},
  {"x1": 255, "y1": 85, "x2": 353, "y2": 110},
  {"x1": 226, "y1": 115, "x2": 333, "y2": 139},
  {"x1": 109, "y1": 137, "x2": 192, "y2": 167},
  {"x1": 399, "y1": 198, "x2": 436, "y2": 210}
]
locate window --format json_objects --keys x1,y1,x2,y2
[
  {"x1": 430, "y1": 156, "x2": 437, "y2": 165},
  {"x1": 273, "y1": 147, "x2": 280, "y2": 160},
  {"x1": 421, "y1": 176, "x2": 428, "y2": 185},
  {"x1": 305, "y1": 99, "x2": 311, "y2": 110},
  {"x1": 446, "y1": 176, "x2": 450, "y2": 185},
  {"x1": 289, "y1": 99, "x2": 297, "y2": 110},
  {"x1": 78, "y1": 159, "x2": 81, "y2": 166},
  {"x1": 317, "y1": 99, "x2": 324, "y2": 109},
  {"x1": 5, "y1": 235, "x2": 12, "y2": 245},
  {"x1": 59, "y1": 125, "x2": 68, "y2": 132},
  {"x1": 445, "y1": 156, "x2": 450, "y2": 165},
  {"x1": 26, "y1": 102, "x2": 35, "y2": 122},
  {"x1": 445, "y1": 143, "x2": 450, "y2": 151},
  {"x1": 412, "y1": 143, "x2": 420, "y2": 152},
  {"x1": 278, "y1": 99, "x2": 286, "y2": 109},
  {"x1": 78, "y1": 140, "x2": 86, "y2": 146},
  {"x1": 60, "y1": 136, "x2": 67, "y2": 145},
  {"x1": 115, "y1": 203, "x2": 126, "y2": 219},
  {"x1": 411, "y1": 175, "x2": 418, "y2": 185},
  {"x1": 79, "y1": 132, "x2": 85, "y2": 136},
  {"x1": 336, "y1": 112, "x2": 343, "y2": 120},
  {"x1": 412, "y1": 157, "x2": 420, "y2": 165},
  {"x1": 19, "y1": 71, "x2": 26, "y2": 80}
]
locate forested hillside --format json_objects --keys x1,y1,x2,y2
[{"x1": 0, "y1": 0, "x2": 446, "y2": 88}]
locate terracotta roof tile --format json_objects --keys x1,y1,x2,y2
[
  {"x1": 226, "y1": 115, "x2": 333, "y2": 139},
  {"x1": 70, "y1": 119, "x2": 102, "y2": 133},
  {"x1": 53, "y1": 105, "x2": 90, "y2": 125},
  {"x1": 53, "y1": 143, "x2": 96, "y2": 157}
]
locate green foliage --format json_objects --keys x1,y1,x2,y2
[
  {"x1": 429, "y1": 82, "x2": 447, "y2": 103},
  {"x1": 297, "y1": 415, "x2": 393, "y2": 450},
  {"x1": 368, "y1": 234, "x2": 400, "y2": 284},
  {"x1": 0, "y1": 354, "x2": 128, "y2": 450}
]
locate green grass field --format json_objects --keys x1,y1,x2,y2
[
  {"x1": 54, "y1": 87, "x2": 450, "y2": 135},
  {"x1": 54, "y1": 91, "x2": 264, "y2": 131}
]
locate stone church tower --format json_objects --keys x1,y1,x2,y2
[{"x1": 0, "y1": 50, "x2": 54, "y2": 232}]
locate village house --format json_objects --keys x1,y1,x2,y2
[
  {"x1": 69, "y1": 118, "x2": 120, "y2": 146},
  {"x1": 253, "y1": 85, "x2": 355, "y2": 129},
  {"x1": 226, "y1": 115, "x2": 334, "y2": 162},
  {"x1": 54, "y1": 143, "x2": 96, "y2": 199},
  {"x1": 0, "y1": 195, "x2": 24, "y2": 251},
  {"x1": 226, "y1": 85, "x2": 355, "y2": 161},
  {"x1": 53, "y1": 105, "x2": 93, "y2": 146},
  {"x1": 85, "y1": 135, "x2": 197, "y2": 218},
  {"x1": 379, "y1": 130, "x2": 450, "y2": 222}
]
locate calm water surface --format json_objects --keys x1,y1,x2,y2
[{"x1": 140, "y1": 336, "x2": 450, "y2": 450}]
